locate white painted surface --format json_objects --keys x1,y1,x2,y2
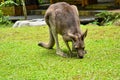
[{"x1": 13, "y1": 19, "x2": 46, "y2": 28}]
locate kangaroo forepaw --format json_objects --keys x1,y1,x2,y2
[
  {"x1": 69, "y1": 53, "x2": 74, "y2": 58},
  {"x1": 56, "y1": 50, "x2": 68, "y2": 58}
]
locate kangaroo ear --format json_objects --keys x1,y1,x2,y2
[
  {"x1": 68, "y1": 33, "x2": 78, "y2": 40},
  {"x1": 68, "y1": 33, "x2": 75, "y2": 38},
  {"x1": 81, "y1": 29, "x2": 88, "y2": 40}
]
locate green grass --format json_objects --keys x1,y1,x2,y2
[{"x1": 0, "y1": 25, "x2": 120, "y2": 80}]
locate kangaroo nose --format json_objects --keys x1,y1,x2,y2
[{"x1": 79, "y1": 56, "x2": 83, "y2": 59}]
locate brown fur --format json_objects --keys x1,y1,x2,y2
[{"x1": 38, "y1": 2, "x2": 88, "y2": 58}]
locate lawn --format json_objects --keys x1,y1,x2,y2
[{"x1": 0, "y1": 25, "x2": 120, "y2": 80}]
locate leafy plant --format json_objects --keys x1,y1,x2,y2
[
  {"x1": 0, "y1": 0, "x2": 18, "y2": 7},
  {"x1": 38, "y1": 0, "x2": 47, "y2": 4},
  {"x1": 0, "y1": 0, "x2": 16, "y2": 25},
  {"x1": 0, "y1": 10, "x2": 3, "y2": 17},
  {"x1": 94, "y1": 11, "x2": 120, "y2": 26},
  {"x1": 0, "y1": 10, "x2": 11, "y2": 25}
]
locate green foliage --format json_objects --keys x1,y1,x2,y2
[
  {"x1": 38, "y1": 0, "x2": 43, "y2": 3},
  {"x1": 0, "y1": 0, "x2": 17, "y2": 25},
  {"x1": 0, "y1": 10, "x2": 11, "y2": 25},
  {"x1": 0, "y1": 0, "x2": 18, "y2": 7},
  {"x1": 38, "y1": 0, "x2": 48, "y2": 4},
  {"x1": 0, "y1": 10, "x2": 3, "y2": 16},
  {"x1": 95, "y1": 11, "x2": 120, "y2": 26},
  {"x1": 0, "y1": 26, "x2": 120, "y2": 79},
  {"x1": 0, "y1": 0, "x2": 17, "y2": 24}
]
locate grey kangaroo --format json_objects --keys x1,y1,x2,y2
[{"x1": 38, "y1": 2, "x2": 88, "y2": 58}]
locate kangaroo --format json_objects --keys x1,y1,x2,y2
[{"x1": 38, "y1": 2, "x2": 88, "y2": 58}]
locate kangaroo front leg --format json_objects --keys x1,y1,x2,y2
[
  {"x1": 72, "y1": 42, "x2": 76, "y2": 52},
  {"x1": 64, "y1": 41, "x2": 73, "y2": 57},
  {"x1": 51, "y1": 27, "x2": 67, "y2": 57}
]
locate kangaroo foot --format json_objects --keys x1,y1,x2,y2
[
  {"x1": 56, "y1": 50, "x2": 68, "y2": 58},
  {"x1": 69, "y1": 53, "x2": 74, "y2": 58}
]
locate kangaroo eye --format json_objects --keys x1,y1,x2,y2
[
  {"x1": 80, "y1": 46, "x2": 85, "y2": 49},
  {"x1": 82, "y1": 47, "x2": 85, "y2": 50}
]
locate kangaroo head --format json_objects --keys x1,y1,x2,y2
[{"x1": 68, "y1": 29, "x2": 88, "y2": 58}]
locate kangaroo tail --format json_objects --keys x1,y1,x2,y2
[
  {"x1": 38, "y1": 12, "x2": 55, "y2": 49},
  {"x1": 38, "y1": 29, "x2": 55, "y2": 49}
]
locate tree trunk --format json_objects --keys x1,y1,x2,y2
[{"x1": 21, "y1": 0, "x2": 27, "y2": 20}]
